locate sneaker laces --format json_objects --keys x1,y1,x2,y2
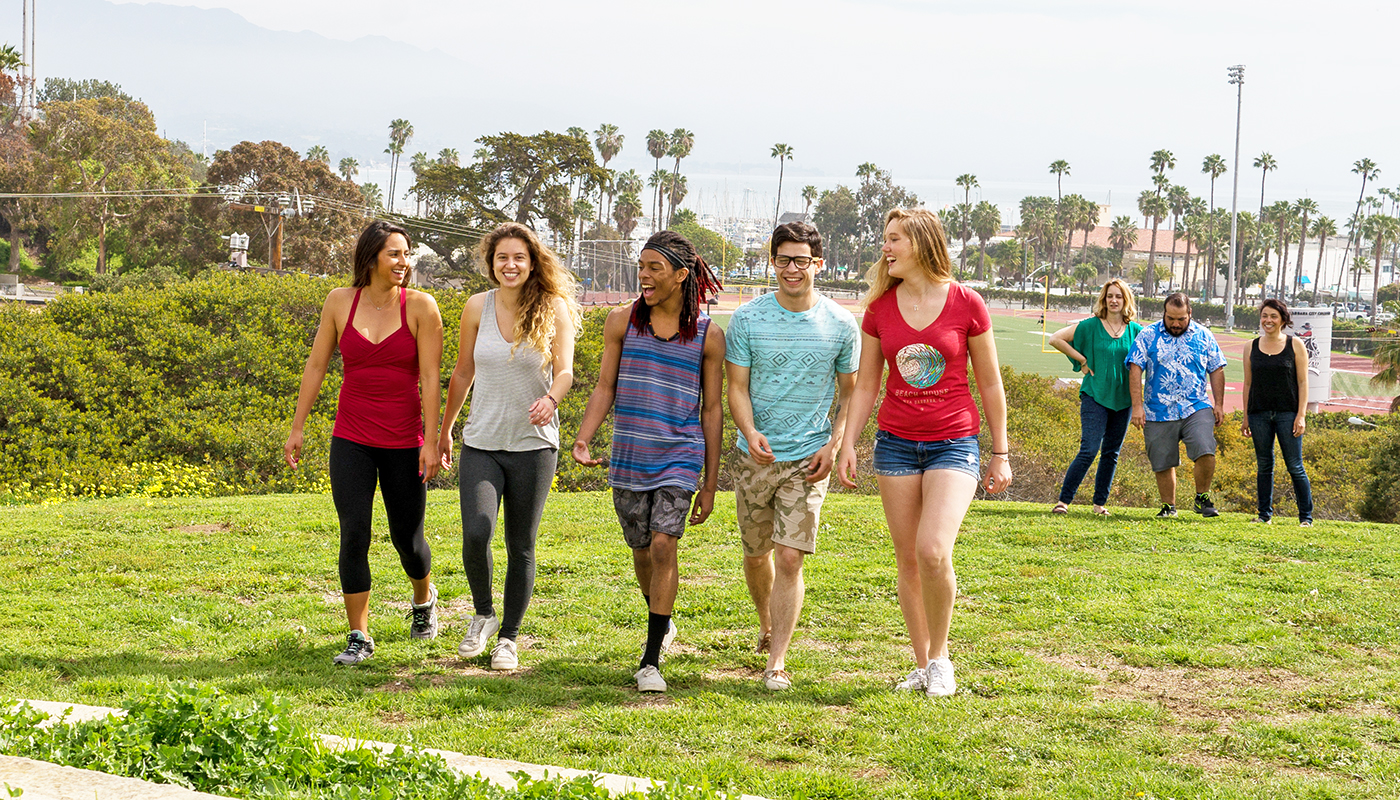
[
  {"x1": 343, "y1": 634, "x2": 369, "y2": 656},
  {"x1": 466, "y1": 616, "x2": 489, "y2": 640},
  {"x1": 407, "y1": 605, "x2": 433, "y2": 629}
]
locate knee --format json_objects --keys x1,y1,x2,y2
[
  {"x1": 774, "y1": 547, "x2": 805, "y2": 578},
  {"x1": 649, "y1": 535, "x2": 678, "y2": 567},
  {"x1": 915, "y1": 545, "x2": 954, "y2": 577}
]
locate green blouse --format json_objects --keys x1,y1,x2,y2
[{"x1": 1068, "y1": 316, "x2": 1142, "y2": 411}]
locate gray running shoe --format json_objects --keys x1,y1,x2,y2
[
  {"x1": 333, "y1": 630, "x2": 375, "y2": 665},
  {"x1": 458, "y1": 613, "x2": 500, "y2": 658},
  {"x1": 408, "y1": 584, "x2": 439, "y2": 640},
  {"x1": 924, "y1": 658, "x2": 957, "y2": 697},
  {"x1": 1194, "y1": 493, "x2": 1219, "y2": 518},
  {"x1": 490, "y1": 638, "x2": 519, "y2": 670},
  {"x1": 894, "y1": 667, "x2": 926, "y2": 692}
]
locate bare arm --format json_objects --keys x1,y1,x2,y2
[
  {"x1": 571, "y1": 307, "x2": 629, "y2": 466},
  {"x1": 529, "y1": 297, "x2": 578, "y2": 426},
  {"x1": 1209, "y1": 367, "x2": 1226, "y2": 426},
  {"x1": 1293, "y1": 337, "x2": 1309, "y2": 436},
  {"x1": 807, "y1": 370, "x2": 856, "y2": 483},
  {"x1": 1240, "y1": 342, "x2": 1253, "y2": 435},
  {"x1": 1129, "y1": 363, "x2": 1145, "y2": 429},
  {"x1": 284, "y1": 290, "x2": 346, "y2": 467},
  {"x1": 1047, "y1": 321, "x2": 1091, "y2": 375},
  {"x1": 968, "y1": 329, "x2": 1012, "y2": 494},
  {"x1": 412, "y1": 291, "x2": 444, "y2": 482},
  {"x1": 689, "y1": 323, "x2": 726, "y2": 525},
  {"x1": 726, "y1": 361, "x2": 773, "y2": 464},
  {"x1": 437, "y1": 293, "x2": 483, "y2": 467},
  {"x1": 837, "y1": 332, "x2": 885, "y2": 488}
]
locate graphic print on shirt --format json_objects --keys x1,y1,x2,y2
[{"x1": 896, "y1": 343, "x2": 946, "y2": 388}]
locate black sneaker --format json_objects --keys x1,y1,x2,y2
[
  {"x1": 1156, "y1": 503, "x2": 1177, "y2": 518},
  {"x1": 333, "y1": 630, "x2": 375, "y2": 665},
  {"x1": 407, "y1": 584, "x2": 439, "y2": 640},
  {"x1": 1194, "y1": 493, "x2": 1219, "y2": 518}
]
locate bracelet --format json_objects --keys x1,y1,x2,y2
[
  {"x1": 991, "y1": 451, "x2": 1010, "y2": 456},
  {"x1": 991, "y1": 453, "x2": 1011, "y2": 461},
  {"x1": 543, "y1": 394, "x2": 558, "y2": 408}
]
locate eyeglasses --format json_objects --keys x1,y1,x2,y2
[{"x1": 772, "y1": 255, "x2": 818, "y2": 269}]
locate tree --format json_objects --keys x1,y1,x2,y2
[
  {"x1": 1264, "y1": 200, "x2": 1293, "y2": 296},
  {"x1": 667, "y1": 174, "x2": 689, "y2": 223},
  {"x1": 31, "y1": 97, "x2": 186, "y2": 274},
  {"x1": 646, "y1": 129, "x2": 669, "y2": 231},
  {"x1": 812, "y1": 185, "x2": 859, "y2": 276},
  {"x1": 1136, "y1": 190, "x2": 1167, "y2": 297},
  {"x1": 666, "y1": 129, "x2": 694, "y2": 228},
  {"x1": 384, "y1": 118, "x2": 413, "y2": 212},
  {"x1": 37, "y1": 77, "x2": 131, "y2": 103},
  {"x1": 971, "y1": 200, "x2": 1001, "y2": 281},
  {"x1": 648, "y1": 169, "x2": 669, "y2": 234},
  {"x1": 1291, "y1": 198, "x2": 1318, "y2": 297},
  {"x1": 770, "y1": 142, "x2": 794, "y2": 228},
  {"x1": 1077, "y1": 196, "x2": 1101, "y2": 265},
  {"x1": 198, "y1": 140, "x2": 365, "y2": 274},
  {"x1": 593, "y1": 123, "x2": 623, "y2": 224},
  {"x1": 1340, "y1": 158, "x2": 1380, "y2": 296},
  {"x1": 613, "y1": 190, "x2": 644, "y2": 241},
  {"x1": 1201, "y1": 153, "x2": 1228, "y2": 301},
  {"x1": 0, "y1": 124, "x2": 39, "y2": 274},
  {"x1": 1310, "y1": 216, "x2": 1337, "y2": 302},
  {"x1": 1073, "y1": 262, "x2": 1099, "y2": 292},
  {"x1": 1165, "y1": 185, "x2": 1191, "y2": 291},
  {"x1": 338, "y1": 157, "x2": 359, "y2": 183},
  {"x1": 1049, "y1": 160, "x2": 1070, "y2": 268},
  {"x1": 856, "y1": 164, "x2": 919, "y2": 271},
  {"x1": 1108, "y1": 215, "x2": 1137, "y2": 276},
  {"x1": 801, "y1": 185, "x2": 817, "y2": 220},
  {"x1": 1254, "y1": 152, "x2": 1276, "y2": 254},
  {"x1": 672, "y1": 218, "x2": 741, "y2": 270},
  {"x1": 305, "y1": 145, "x2": 329, "y2": 164},
  {"x1": 955, "y1": 173, "x2": 978, "y2": 272},
  {"x1": 1363, "y1": 214, "x2": 1400, "y2": 324},
  {"x1": 360, "y1": 183, "x2": 382, "y2": 209}
]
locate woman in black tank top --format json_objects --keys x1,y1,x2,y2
[{"x1": 1240, "y1": 299, "x2": 1313, "y2": 526}]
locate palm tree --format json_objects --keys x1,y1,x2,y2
[
  {"x1": 1165, "y1": 185, "x2": 1190, "y2": 291},
  {"x1": 955, "y1": 174, "x2": 978, "y2": 272},
  {"x1": 1340, "y1": 158, "x2": 1380, "y2": 291},
  {"x1": 384, "y1": 118, "x2": 413, "y2": 213},
  {"x1": 437, "y1": 148, "x2": 460, "y2": 167},
  {"x1": 615, "y1": 169, "x2": 642, "y2": 200},
  {"x1": 1291, "y1": 198, "x2": 1319, "y2": 297},
  {"x1": 971, "y1": 201, "x2": 1001, "y2": 281},
  {"x1": 1137, "y1": 191, "x2": 1167, "y2": 297},
  {"x1": 305, "y1": 145, "x2": 329, "y2": 164},
  {"x1": 666, "y1": 129, "x2": 695, "y2": 227},
  {"x1": 801, "y1": 185, "x2": 817, "y2": 220},
  {"x1": 1264, "y1": 200, "x2": 1294, "y2": 296},
  {"x1": 338, "y1": 157, "x2": 359, "y2": 184},
  {"x1": 646, "y1": 129, "x2": 669, "y2": 229},
  {"x1": 667, "y1": 174, "x2": 689, "y2": 224},
  {"x1": 613, "y1": 191, "x2": 644, "y2": 241},
  {"x1": 771, "y1": 143, "x2": 794, "y2": 228},
  {"x1": 1254, "y1": 153, "x2": 1276, "y2": 241},
  {"x1": 648, "y1": 169, "x2": 670, "y2": 233},
  {"x1": 1363, "y1": 214, "x2": 1400, "y2": 324},
  {"x1": 1201, "y1": 154, "x2": 1228, "y2": 301},
  {"x1": 1310, "y1": 216, "x2": 1337, "y2": 303},
  {"x1": 1108, "y1": 216, "x2": 1137, "y2": 277},
  {"x1": 1049, "y1": 160, "x2": 1070, "y2": 201},
  {"x1": 1078, "y1": 197, "x2": 1101, "y2": 264},
  {"x1": 360, "y1": 183, "x2": 383, "y2": 210},
  {"x1": 592, "y1": 124, "x2": 624, "y2": 223}
]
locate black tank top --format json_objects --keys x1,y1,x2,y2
[{"x1": 1248, "y1": 336, "x2": 1299, "y2": 413}]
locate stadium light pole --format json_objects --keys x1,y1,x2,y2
[{"x1": 1225, "y1": 64, "x2": 1245, "y2": 330}]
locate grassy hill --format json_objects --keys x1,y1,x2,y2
[{"x1": 2, "y1": 491, "x2": 1398, "y2": 798}]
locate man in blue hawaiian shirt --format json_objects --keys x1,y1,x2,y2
[{"x1": 1126, "y1": 293, "x2": 1227, "y2": 518}]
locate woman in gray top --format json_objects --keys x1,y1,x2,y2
[{"x1": 438, "y1": 222, "x2": 580, "y2": 670}]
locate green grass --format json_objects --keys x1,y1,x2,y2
[{"x1": 4, "y1": 492, "x2": 1400, "y2": 798}]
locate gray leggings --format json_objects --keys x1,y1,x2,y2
[{"x1": 458, "y1": 446, "x2": 557, "y2": 640}]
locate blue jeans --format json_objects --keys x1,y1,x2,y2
[
  {"x1": 1058, "y1": 394, "x2": 1132, "y2": 506},
  {"x1": 1247, "y1": 410, "x2": 1313, "y2": 522}
]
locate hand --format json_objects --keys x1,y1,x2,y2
[
  {"x1": 418, "y1": 441, "x2": 440, "y2": 483},
  {"x1": 1078, "y1": 356, "x2": 1094, "y2": 377},
  {"x1": 984, "y1": 455, "x2": 1012, "y2": 494},
  {"x1": 689, "y1": 487, "x2": 715, "y2": 525},
  {"x1": 437, "y1": 433, "x2": 454, "y2": 469},
  {"x1": 1213, "y1": 406, "x2": 1225, "y2": 427},
  {"x1": 1293, "y1": 416, "x2": 1306, "y2": 437},
  {"x1": 837, "y1": 445, "x2": 859, "y2": 489},
  {"x1": 1131, "y1": 406, "x2": 1146, "y2": 430},
  {"x1": 1240, "y1": 420, "x2": 1251, "y2": 438},
  {"x1": 572, "y1": 439, "x2": 602, "y2": 467},
  {"x1": 805, "y1": 445, "x2": 835, "y2": 483},
  {"x1": 284, "y1": 429, "x2": 304, "y2": 468},
  {"x1": 528, "y1": 396, "x2": 557, "y2": 427},
  {"x1": 745, "y1": 430, "x2": 775, "y2": 465}
]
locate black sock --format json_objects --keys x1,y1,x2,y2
[
  {"x1": 640, "y1": 612, "x2": 671, "y2": 668},
  {"x1": 642, "y1": 593, "x2": 651, "y2": 610}
]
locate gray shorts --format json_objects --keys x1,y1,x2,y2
[
  {"x1": 612, "y1": 486, "x2": 693, "y2": 549},
  {"x1": 1143, "y1": 408, "x2": 1217, "y2": 472}
]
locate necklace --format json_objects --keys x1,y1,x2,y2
[
  {"x1": 1104, "y1": 316, "x2": 1125, "y2": 337},
  {"x1": 368, "y1": 287, "x2": 399, "y2": 311}
]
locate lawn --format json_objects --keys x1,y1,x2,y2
[{"x1": 4, "y1": 491, "x2": 1399, "y2": 798}]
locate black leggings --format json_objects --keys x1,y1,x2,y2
[
  {"x1": 459, "y1": 446, "x2": 557, "y2": 639},
  {"x1": 329, "y1": 436, "x2": 431, "y2": 595}
]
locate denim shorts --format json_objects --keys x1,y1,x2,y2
[{"x1": 872, "y1": 431, "x2": 981, "y2": 478}]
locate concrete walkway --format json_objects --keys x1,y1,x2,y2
[{"x1": 0, "y1": 699, "x2": 768, "y2": 800}]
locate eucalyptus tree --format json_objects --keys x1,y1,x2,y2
[
  {"x1": 666, "y1": 129, "x2": 694, "y2": 227},
  {"x1": 1291, "y1": 198, "x2": 1319, "y2": 297},
  {"x1": 305, "y1": 145, "x2": 329, "y2": 164},
  {"x1": 1310, "y1": 216, "x2": 1338, "y2": 302},
  {"x1": 1363, "y1": 214, "x2": 1400, "y2": 323},
  {"x1": 1340, "y1": 159, "x2": 1380, "y2": 298},
  {"x1": 971, "y1": 200, "x2": 1001, "y2": 281},
  {"x1": 801, "y1": 185, "x2": 817, "y2": 219},
  {"x1": 1201, "y1": 154, "x2": 1228, "y2": 300},
  {"x1": 955, "y1": 173, "x2": 978, "y2": 272},
  {"x1": 1108, "y1": 215, "x2": 1137, "y2": 277},
  {"x1": 338, "y1": 157, "x2": 358, "y2": 183},
  {"x1": 771, "y1": 143, "x2": 794, "y2": 228},
  {"x1": 646, "y1": 129, "x2": 669, "y2": 227}
]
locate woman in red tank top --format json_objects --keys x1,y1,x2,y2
[{"x1": 284, "y1": 220, "x2": 444, "y2": 665}]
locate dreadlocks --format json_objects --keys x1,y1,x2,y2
[{"x1": 629, "y1": 230, "x2": 723, "y2": 343}]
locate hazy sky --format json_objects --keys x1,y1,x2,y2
[{"x1": 76, "y1": 1, "x2": 1400, "y2": 221}]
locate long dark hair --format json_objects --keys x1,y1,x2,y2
[
  {"x1": 351, "y1": 220, "x2": 412, "y2": 288},
  {"x1": 630, "y1": 230, "x2": 722, "y2": 343}
]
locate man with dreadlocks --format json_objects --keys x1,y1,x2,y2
[{"x1": 573, "y1": 230, "x2": 726, "y2": 693}]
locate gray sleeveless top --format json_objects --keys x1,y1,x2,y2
[{"x1": 461, "y1": 290, "x2": 559, "y2": 451}]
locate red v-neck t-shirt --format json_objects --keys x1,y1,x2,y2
[{"x1": 861, "y1": 282, "x2": 991, "y2": 442}]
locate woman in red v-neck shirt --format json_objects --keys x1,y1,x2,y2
[
  {"x1": 284, "y1": 220, "x2": 445, "y2": 666},
  {"x1": 838, "y1": 208, "x2": 1012, "y2": 698}
]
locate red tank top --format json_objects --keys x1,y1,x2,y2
[{"x1": 332, "y1": 288, "x2": 424, "y2": 449}]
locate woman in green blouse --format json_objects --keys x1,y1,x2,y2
[{"x1": 1046, "y1": 279, "x2": 1142, "y2": 516}]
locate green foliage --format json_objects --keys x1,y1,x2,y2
[
  {"x1": 0, "y1": 683, "x2": 739, "y2": 799},
  {"x1": 37, "y1": 77, "x2": 133, "y2": 103},
  {"x1": 0, "y1": 238, "x2": 37, "y2": 274},
  {"x1": 670, "y1": 220, "x2": 741, "y2": 269},
  {"x1": 1358, "y1": 424, "x2": 1400, "y2": 522}
]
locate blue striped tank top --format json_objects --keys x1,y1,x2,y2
[{"x1": 608, "y1": 315, "x2": 711, "y2": 491}]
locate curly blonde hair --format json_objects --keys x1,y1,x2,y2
[
  {"x1": 861, "y1": 208, "x2": 955, "y2": 309},
  {"x1": 475, "y1": 223, "x2": 581, "y2": 361}
]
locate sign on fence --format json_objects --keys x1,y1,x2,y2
[{"x1": 1284, "y1": 307, "x2": 1333, "y2": 407}]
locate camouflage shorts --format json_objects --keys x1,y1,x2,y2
[
  {"x1": 612, "y1": 486, "x2": 693, "y2": 549},
  {"x1": 733, "y1": 451, "x2": 830, "y2": 557}
]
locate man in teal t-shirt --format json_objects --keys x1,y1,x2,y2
[{"x1": 726, "y1": 221, "x2": 858, "y2": 692}]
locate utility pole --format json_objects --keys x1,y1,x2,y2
[
  {"x1": 223, "y1": 190, "x2": 313, "y2": 271},
  {"x1": 1225, "y1": 64, "x2": 1245, "y2": 330}
]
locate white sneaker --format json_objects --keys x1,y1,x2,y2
[
  {"x1": 924, "y1": 658, "x2": 957, "y2": 697},
  {"x1": 457, "y1": 614, "x2": 500, "y2": 658},
  {"x1": 894, "y1": 667, "x2": 926, "y2": 692},
  {"x1": 763, "y1": 669, "x2": 792, "y2": 691},
  {"x1": 661, "y1": 620, "x2": 677, "y2": 652},
  {"x1": 635, "y1": 665, "x2": 667, "y2": 693},
  {"x1": 490, "y1": 638, "x2": 518, "y2": 670}
]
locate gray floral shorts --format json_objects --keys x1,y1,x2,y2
[{"x1": 612, "y1": 486, "x2": 694, "y2": 549}]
